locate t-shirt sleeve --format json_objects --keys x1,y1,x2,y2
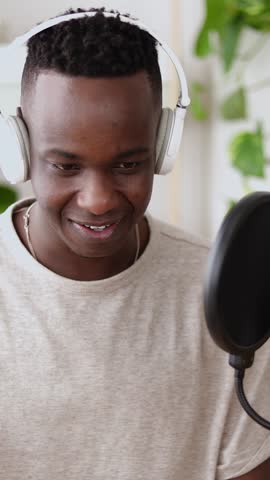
[{"x1": 216, "y1": 340, "x2": 270, "y2": 479}]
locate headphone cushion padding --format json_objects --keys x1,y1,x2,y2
[
  {"x1": 5, "y1": 116, "x2": 30, "y2": 184},
  {"x1": 155, "y1": 108, "x2": 174, "y2": 174}
]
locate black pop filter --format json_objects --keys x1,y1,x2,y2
[
  {"x1": 203, "y1": 191, "x2": 270, "y2": 429},
  {"x1": 204, "y1": 191, "x2": 270, "y2": 358}
]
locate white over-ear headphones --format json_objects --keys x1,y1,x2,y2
[{"x1": 0, "y1": 11, "x2": 190, "y2": 184}]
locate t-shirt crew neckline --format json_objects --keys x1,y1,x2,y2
[{"x1": 2, "y1": 198, "x2": 159, "y2": 294}]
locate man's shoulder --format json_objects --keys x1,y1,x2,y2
[
  {"x1": 146, "y1": 214, "x2": 210, "y2": 284},
  {"x1": 0, "y1": 203, "x2": 12, "y2": 240},
  {"x1": 0, "y1": 198, "x2": 33, "y2": 260},
  {"x1": 149, "y1": 214, "x2": 209, "y2": 255}
]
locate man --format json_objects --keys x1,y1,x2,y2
[{"x1": 0, "y1": 7, "x2": 269, "y2": 479}]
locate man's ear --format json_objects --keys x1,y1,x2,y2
[
  {"x1": 16, "y1": 106, "x2": 29, "y2": 132},
  {"x1": 16, "y1": 106, "x2": 23, "y2": 118}
]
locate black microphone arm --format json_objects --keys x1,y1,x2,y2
[
  {"x1": 203, "y1": 192, "x2": 270, "y2": 430},
  {"x1": 234, "y1": 367, "x2": 270, "y2": 430}
]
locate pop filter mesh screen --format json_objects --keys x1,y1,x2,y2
[{"x1": 217, "y1": 203, "x2": 270, "y2": 348}]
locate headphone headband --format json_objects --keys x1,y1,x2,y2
[
  {"x1": 0, "y1": 10, "x2": 190, "y2": 183},
  {"x1": 8, "y1": 11, "x2": 190, "y2": 108}
]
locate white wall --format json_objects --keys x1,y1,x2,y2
[{"x1": 0, "y1": 0, "x2": 171, "y2": 43}]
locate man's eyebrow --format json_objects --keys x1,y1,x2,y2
[
  {"x1": 45, "y1": 149, "x2": 80, "y2": 160},
  {"x1": 44, "y1": 147, "x2": 150, "y2": 160},
  {"x1": 114, "y1": 147, "x2": 150, "y2": 160}
]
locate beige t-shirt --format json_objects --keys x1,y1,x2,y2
[{"x1": 0, "y1": 198, "x2": 269, "y2": 480}]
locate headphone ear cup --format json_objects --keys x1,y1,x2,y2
[
  {"x1": 0, "y1": 114, "x2": 30, "y2": 184},
  {"x1": 155, "y1": 106, "x2": 186, "y2": 175},
  {"x1": 155, "y1": 108, "x2": 174, "y2": 175}
]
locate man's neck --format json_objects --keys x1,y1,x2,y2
[{"x1": 13, "y1": 206, "x2": 149, "y2": 281}]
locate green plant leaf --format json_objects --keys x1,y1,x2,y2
[
  {"x1": 206, "y1": 0, "x2": 229, "y2": 29},
  {"x1": 230, "y1": 0, "x2": 270, "y2": 31},
  {"x1": 229, "y1": 125, "x2": 266, "y2": 177},
  {"x1": 220, "y1": 86, "x2": 247, "y2": 120},
  {"x1": 194, "y1": 0, "x2": 230, "y2": 58},
  {"x1": 245, "y1": 12, "x2": 270, "y2": 31},
  {"x1": 190, "y1": 82, "x2": 209, "y2": 121},
  {"x1": 235, "y1": 0, "x2": 267, "y2": 16},
  {"x1": 194, "y1": 0, "x2": 269, "y2": 67},
  {"x1": 0, "y1": 184, "x2": 18, "y2": 213},
  {"x1": 219, "y1": 17, "x2": 243, "y2": 71},
  {"x1": 194, "y1": 23, "x2": 211, "y2": 57},
  {"x1": 227, "y1": 198, "x2": 238, "y2": 211}
]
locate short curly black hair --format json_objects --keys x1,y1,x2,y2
[{"x1": 21, "y1": 7, "x2": 162, "y2": 107}]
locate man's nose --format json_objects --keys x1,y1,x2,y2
[{"x1": 76, "y1": 171, "x2": 120, "y2": 216}]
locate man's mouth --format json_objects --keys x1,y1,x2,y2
[
  {"x1": 82, "y1": 223, "x2": 112, "y2": 232},
  {"x1": 70, "y1": 219, "x2": 121, "y2": 239}
]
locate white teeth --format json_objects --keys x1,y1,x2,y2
[{"x1": 84, "y1": 224, "x2": 110, "y2": 231}]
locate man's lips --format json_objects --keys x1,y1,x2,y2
[
  {"x1": 71, "y1": 220, "x2": 121, "y2": 227},
  {"x1": 69, "y1": 219, "x2": 122, "y2": 240}
]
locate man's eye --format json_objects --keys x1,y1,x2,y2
[
  {"x1": 52, "y1": 164, "x2": 80, "y2": 171},
  {"x1": 116, "y1": 162, "x2": 140, "y2": 170}
]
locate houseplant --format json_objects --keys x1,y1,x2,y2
[
  {"x1": 0, "y1": 183, "x2": 18, "y2": 213},
  {"x1": 192, "y1": 0, "x2": 270, "y2": 205},
  {"x1": 0, "y1": 24, "x2": 19, "y2": 212}
]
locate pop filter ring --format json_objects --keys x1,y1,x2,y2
[
  {"x1": 204, "y1": 191, "x2": 270, "y2": 357},
  {"x1": 204, "y1": 191, "x2": 270, "y2": 430}
]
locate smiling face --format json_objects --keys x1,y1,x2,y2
[{"x1": 21, "y1": 70, "x2": 160, "y2": 265}]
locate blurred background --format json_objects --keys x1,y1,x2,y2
[{"x1": 0, "y1": 0, "x2": 269, "y2": 241}]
